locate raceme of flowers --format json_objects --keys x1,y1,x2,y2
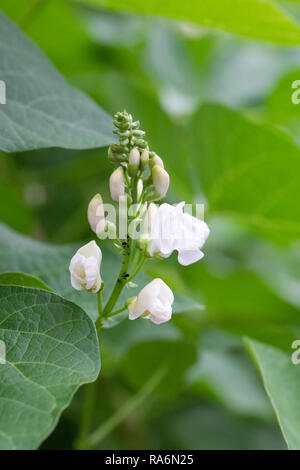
[{"x1": 69, "y1": 110, "x2": 210, "y2": 327}]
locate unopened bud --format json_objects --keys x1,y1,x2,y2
[
  {"x1": 137, "y1": 179, "x2": 143, "y2": 200},
  {"x1": 128, "y1": 147, "x2": 140, "y2": 176},
  {"x1": 152, "y1": 165, "x2": 169, "y2": 199},
  {"x1": 109, "y1": 167, "x2": 125, "y2": 201},
  {"x1": 140, "y1": 149, "x2": 149, "y2": 170},
  {"x1": 88, "y1": 194, "x2": 106, "y2": 234},
  {"x1": 149, "y1": 154, "x2": 164, "y2": 169},
  {"x1": 108, "y1": 144, "x2": 117, "y2": 162}
]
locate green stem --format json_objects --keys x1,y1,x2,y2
[
  {"x1": 95, "y1": 288, "x2": 103, "y2": 333},
  {"x1": 127, "y1": 257, "x2": 145, "y2": 282},
  {"x1": 87, "y1": 366, "x2": 165, "y2": 449},
  {"x1": 102, "y1": 237, "x2": 132, "y2": 317},
  {"x1": 107, "y1": 304, "x2": 127, "y2": 317}
]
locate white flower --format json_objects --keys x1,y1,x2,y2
[
  {"x1": 128, "y1": 278, "x2": 174, "y2": 324},
  {"x1": 69, "y1": 241, "x2": 102, "y2": 293},
  {"x1": 143, "y1": 202, "x2": 210, "y2": 266}
]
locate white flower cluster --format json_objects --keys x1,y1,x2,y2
[{"x1": 69, "y1": 110, "x2": 209, "y2": 325}]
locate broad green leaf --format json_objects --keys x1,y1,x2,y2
[
  {"x1": 0, "y1": 0, "x2": 99, "y2": 77},
  {"x1": 187, "y1": 349, "x2": 273, "y2": 419},
  {"x1": 265, "y1": 69, "x2": 300, "y2": 144},
  {"x1": 0, "y1": 12, "x2": 113, "y2": 152},
  {"x1": 246, "y1": 338, "x2": 300, "y2": 449},
  {"x1": 0, "y1": 223, "x2": 200, "y2": 323},
  {"x1": 76, "y1": 0, "x2": 300, "y2": 45},
  {"x1": 0, "y1": 285, "x2": 100, "y2": 449},
  {"x1": 0, "y1": 272, "x2": 52, "y2": 291},
  {"x1": 192, "y1": 104, "x2": 300, "y2": 243}
]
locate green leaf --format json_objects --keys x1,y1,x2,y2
[
  {"x1": 0, "y1": 12, "x2": 113, "y2": 152},
  {"x1": 0, "y1": 285, "x2": 100, "y2": 449},
  {"x1": 193, "y1": 104, "x2": 300, "y2": 243},
  {"x1": 76, "y1": 0, "x2": 300, "y2": 45},
  {"x1": 265, "y1": 69, "x2": 300, "y2": 144},
  {"x1": 0, "y1": 272, "x2": 52, "y2": 291},
  {"x1": 246, "y1": 338, "x2": 300, "y2": 449},
  {"x1": 0, "y1": 223, "x2": 199, "y2": 323},
  {"x1": 187, "y1": 348, "x2": 273, "y2": 419}
]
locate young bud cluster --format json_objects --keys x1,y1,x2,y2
[{"x1": 107, "y1": 110, "x2": 170, "y2": 204}]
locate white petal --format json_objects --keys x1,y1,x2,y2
[
  {"x1": 78, "y1": 240, "x2": 102, "y2": 264},
  {"x1": 134, "y1": 278, "x2": 162, "y2": 316},
  {"x1": 177, "y1": 249, "x2": 204, "y2": 266},
  {"x1": 158, "y1": 280, "x2": 174, "y2": 304}
]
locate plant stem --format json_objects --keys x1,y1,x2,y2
[
  {"x1": 107, "y1": 305, "x2": 127, "y2": 317},
  {"x1": 87, "y1": 366, "x2": 165, "y2": 449},
  {"x1": 102, "y1": 237, "x2": 131, "y2": 317},
  {"x1": 95, "y1": 288, "x2": 103, "y2": 333},
  {"x1": 127, "y1": 257, "x2": 145, "y2": 282}
]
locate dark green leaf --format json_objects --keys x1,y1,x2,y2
[
  {"x1": 0, "y1": 272, "x2": 52, "y2": 291},
  {"x1": 0, "y1": 12, "x2": 113, "y2": 152},
  {"x1": 246, "y1": 338, "x2": 300, "y2": 450},
  {"x1": 0, "y1": 285, "x2": 100, "y2": 449}
]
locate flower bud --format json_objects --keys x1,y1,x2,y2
[
  {"x1": 108, "y1": 144, "x2": 118, "y2": 162},
  {"x1": 152, "y1": 165, "x2": 169, "y2": 198},
  {"x1": 140, "y1": 149, "x2": 149, "y2": 170},
  {"x1": 149, "y1": 154, "x2": 164, "y2": 169},
  {"x1": 128, "y1": 147, "x2": 140, "y2": 176},
  {"x1": 137, "y1": 179, "x2": 143, "y2": 200},
  {"x1": 87, "y1": 194, "x2": 105, "y2": 235},
  {"x1": 128, "y1": 278, "x2": 174, "y2": 324},
  {"x1": 69, "y1": 241, "x2": 102, "y2": 293},
  {"x1": 109, "y1": 167, "x2": 125, "y2": 201}
]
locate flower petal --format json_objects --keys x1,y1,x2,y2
[{"x1": 177, "y1": 249, "x2": 204, "y2": 266}]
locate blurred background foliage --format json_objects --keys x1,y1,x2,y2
[{"x1": 2, "y1": 0, "x2": 300, "y2": 449}]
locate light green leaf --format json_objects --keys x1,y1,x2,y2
[
  {"x1": 0, "y1": 272, "x2": 52, "y2": 291},
  {"x1": 0, "y1": 223, "x2": 200, "y2": 323},
  {"x1": 187, "y1": 349, "x2": 273, "y2": 419},
  {"x1": 265, "y1": 69, "x2": 300, "y2": 144},
  {"x1": 76, "y1": 0, "x2": 300, "y2": 45},
  {"x1": 0, "y1": 285, "x2": 100, "y2": 449},
  {"x1": 0, "y1": 12, "x2": 113, "y2": 152},
  {"x1": 192, "y1": 104, "x2": 300, "y2": 243},
  {"x1": 246, "y1": 338, "x2": 300, "y2": 450}
]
